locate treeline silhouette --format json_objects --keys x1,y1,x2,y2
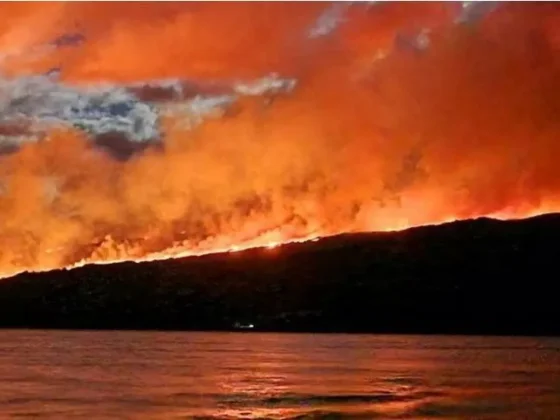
[{"x1": 1, "y1": 214, "x2": 558, "y2": 336}]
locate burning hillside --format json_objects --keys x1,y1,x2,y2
[{"x1": 0, "y1": 2, "x2": 559, "y2": 279}]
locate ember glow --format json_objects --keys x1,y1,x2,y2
[{"x1": 0, "y1": 2, "x2": 559, "y2": 278}]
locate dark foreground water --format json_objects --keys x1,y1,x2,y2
[{"x1": 0, "y1": 331, "x2": 559, "y2": 419}]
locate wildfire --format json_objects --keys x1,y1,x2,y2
[{"x1": 0, "y1": 2, "x2": 558, "y2": 279}]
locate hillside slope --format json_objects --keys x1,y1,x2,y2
[{"x1": 1, "y1": 214, "x2": 558, "y2": 335}]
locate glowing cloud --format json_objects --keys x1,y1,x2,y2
[{"x1": 0, "y1": 2, "x2": 558, "y2": 278}]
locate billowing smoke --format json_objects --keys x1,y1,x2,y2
[{"x1": 0, "y1": 2, "x2": 558, "y2": 277}]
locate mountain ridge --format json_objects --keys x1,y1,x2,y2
[{"x1": 1, "y1": 212, "x2": 558, "y2": 335}]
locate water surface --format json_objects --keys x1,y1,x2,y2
[{"x1": 0, "y1": 331, "x2": 559, "y2": 419}]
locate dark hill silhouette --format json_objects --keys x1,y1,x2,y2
[{"x1": 1, "y1": 213, "x2": 559, "y2": 335}]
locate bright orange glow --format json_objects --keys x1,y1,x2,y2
[{"x1": 0, "y1": 3, "x2": 559, "y2": 279}]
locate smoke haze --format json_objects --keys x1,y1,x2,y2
[{"x1": 0, "y1": 2, "x2": 559, "y2": 277}]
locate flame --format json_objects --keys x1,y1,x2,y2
[{"x1": 0, "y1": 2, "x2": 559, "y2": 279}]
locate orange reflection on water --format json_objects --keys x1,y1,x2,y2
[{"x1": 3, "y1": 331, "x2": 558, "y2": 419}]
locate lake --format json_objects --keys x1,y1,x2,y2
[{"x1": 0, "y1": 331, "x2": 559, "y2": 419}]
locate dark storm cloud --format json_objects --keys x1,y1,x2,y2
[{"x1": 0, "y1": 73, "x2": 297, "y2": 157}]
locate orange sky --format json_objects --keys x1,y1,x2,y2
[{"x1": 0, "y1": 2, "x2": 559, "y2": 278}]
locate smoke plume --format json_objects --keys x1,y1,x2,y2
[{"x1": 0, "y1": 2, "x2": 559, "y2": 277}]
